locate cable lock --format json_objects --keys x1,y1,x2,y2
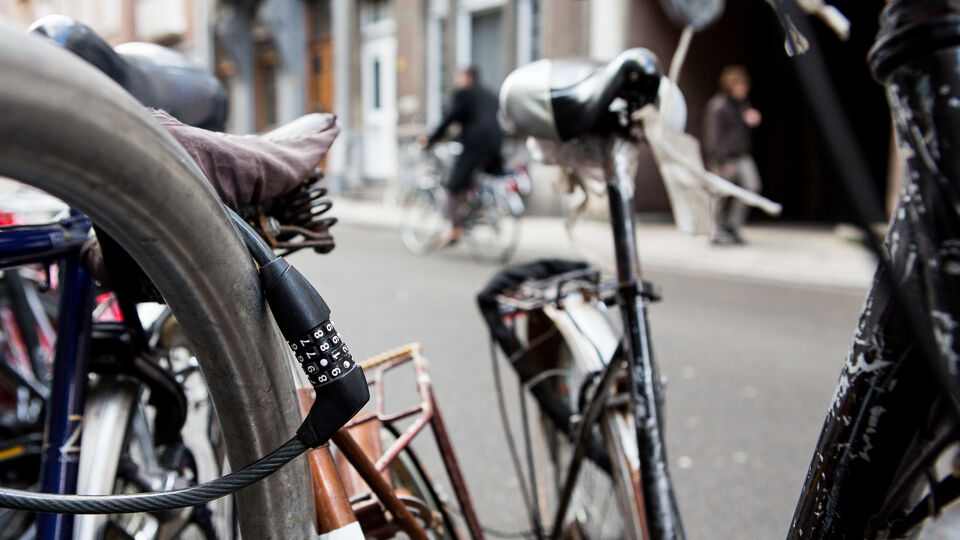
[{"x1": 0, "y1": 213, "x2": 369, "y2": 514}]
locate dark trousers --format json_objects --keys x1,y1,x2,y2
[
  {"x1": 709, "y1": 155, "x2": 762, "y2": 235},
  {"x1": 445, "y1": 150, "x2": 503, "y2": 227}
]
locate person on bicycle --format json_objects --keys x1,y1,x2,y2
[
  {"x1": 419, "y1": 66, "x2": 504, "y2": 245},
  {"x1": 702, "y1": 65, "x2": 763, "y2": 246}
]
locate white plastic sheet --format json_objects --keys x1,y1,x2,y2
[{"x1": 636, "y1": 104, "x2": 782, "y2": 236}]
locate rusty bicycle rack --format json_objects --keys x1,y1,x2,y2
[{"x1": 300, "y1": 343, "x2": 484, "y2": 539}]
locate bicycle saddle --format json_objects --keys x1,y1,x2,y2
[
  {"x1": 29, "y1": 15, "x2": 228, "y2": 131},
  {"x1": 500, "y1": 48, "x2": 662, "y2": 141}
]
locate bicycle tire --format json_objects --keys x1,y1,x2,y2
[
  {"x1": 0, "y1": 27, "x2": 311, "y2": 538},
  {"x1": 523, "y1": 299, "x2": 646, "y2": 539},
  {"x1": 542, "y1": 331, "x2": 645, "y2": 539},
  {"x1": 466, "y1": 188, "x2": 521, "y2": 265},
  {"x1": 400, "y1": 187, "x2": 447, "y2": 256},
  {"x1": 380, "y1": 424, "x2": 459, "y2": 539}
]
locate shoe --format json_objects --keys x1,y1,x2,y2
[
  {"x1": 711, "y1": 235, "x2": 732, "y2": 246},
  {"x1": 438, "y1": 227, "x2": 464, "y2": 247},
  {"x1": 727, "y1": 228, "x2": 746, "y2": 245}
]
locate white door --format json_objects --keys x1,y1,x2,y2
[{"x1": 361, "y1": 35, "x2": 397, "y2": 182}]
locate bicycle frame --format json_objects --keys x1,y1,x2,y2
[
  {"x1": 549, "y1": 138, "x2": 684, "y2": 539},
  {"x1": 0, "y1": 213, "x2": 95, "y2": 540},
  {"x1": 789, "y1": 2, "x2": 960, "y2": 536}
]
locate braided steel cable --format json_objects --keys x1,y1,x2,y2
[{"x1": 0, "y1": 438, "x2": 306, "y2": 514}]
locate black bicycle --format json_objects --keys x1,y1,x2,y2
[{"x1": 479, "y1": 1, "x2": 960, "y2": 538}]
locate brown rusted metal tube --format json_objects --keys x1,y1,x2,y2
[
  {"x1": 375, "y1": 398, "x2": 433, "y2": 472},
  {"x1": 308, "y1": 446, "x2": 357, "y2": 532},
  {"x1": 427, "y1": 390, "x2": 485, "y2": 540},
  {"x1": 298, "y1": 387, "x2": 357, "y2": 533},
  {"x1": 332, "y1": 429, "x2": 428, "y2": 540}
]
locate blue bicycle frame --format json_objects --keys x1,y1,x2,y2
[{"x1": 0, "y1": 210, "x2": 95, "y2": 540}]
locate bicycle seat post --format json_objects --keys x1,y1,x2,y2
[{"x1": 604, "y1": 136, "x2": 685, "y2": 540}]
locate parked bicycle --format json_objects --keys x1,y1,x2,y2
[
  {"x1": 477, "y1": 1, "x2": 960, "y2": 539},
  {"x1": 399, "y1": 141, "x2": 529, "y2": 264}
]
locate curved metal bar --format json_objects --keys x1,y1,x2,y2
[{"x1": 0, "y1": 23, "x2": 312, "y2": 538}]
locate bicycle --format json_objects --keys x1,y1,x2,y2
[
  {"x1": 477, "y1": 0, "x2": 960, "y2": 538},
  {"x1": 0, "y1": 17, "x2": 484, "y2": 540},
  {"x1": 399, "y1": 142, "x2": 527, "y2": 264}
]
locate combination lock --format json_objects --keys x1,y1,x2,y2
[
  {"x1": 257, "y1": 256, "x2": 369, "y2": 447},
  {"x1": 288, "y1": 319, "x2": 353, "y2": 387}
]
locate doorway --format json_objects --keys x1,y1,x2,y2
[{"x1": 470, "y1": 9, "x2": 505, "y2": 90}]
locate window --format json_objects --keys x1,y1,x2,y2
[
  {"x1": 470, "y1": 9, "x2": 504, "y2": 89},
  {"x1": 363, "y1": 0, "x2": 392, "y2": 26},
  {"x1": 439, "y1": 19, "x2": 449, "y2": 106},
  {"x1": 311, "y1": 0, "x2": 331, "y2": 39},
  {"x1": 264, "y1": 63, "x2": 277, "y2": 127},
  {"x1": 531, "y1": 0, "x2": 541, "y2": 60},
  {"x1": 373, "y1": 58, "x2": 381, "y2": 110}
]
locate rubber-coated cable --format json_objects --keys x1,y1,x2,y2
[
  {"x1": 0, "y1": 437, "x2": 306, "y2": 514},
  {"x1": 226, "y1": 207, "x2": 277, "y2": 266}
]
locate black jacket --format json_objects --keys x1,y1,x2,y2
[
  {"x1": 428, "y1": 83, "x2": 503, "y2": 155},
  {"x1": 702, "y1": 93, "x2": 752, "y2": 166}
]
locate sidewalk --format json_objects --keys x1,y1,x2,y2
[{"x1": 332, "y1": 197, "x2": 877, "y2": 291}]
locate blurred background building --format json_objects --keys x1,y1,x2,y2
[{"x1": 0, "y1": 0, "x2": 888, "y2": 224}]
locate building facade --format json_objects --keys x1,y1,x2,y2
[
  {"x1": 0, "y1": 0, "x2": 215, "y2": 69},
  {"x1": 0, "y1": 0, "x2": 893, "y2": 221}
]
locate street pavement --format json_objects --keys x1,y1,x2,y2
[
  {"x1": 332, "y1": 196, "x2": 878, "y2": 290},
  {"x1": 290, "y1": 207, "x2": 871, "y2": 539}
]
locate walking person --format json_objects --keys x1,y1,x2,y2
[
  {"x1": 419, "y1": 66, "x2": 504, "y2": 245},
  {"x1": 703, "y1": 65, "x2": 763, "y2": 245}
]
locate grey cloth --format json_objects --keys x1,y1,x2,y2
[
  {"x1": 151, "y1": 109, "x2": 340, "y2": 211},
  {"x1": 81, "y1": 110, "x2": 341, "y2": 299},
  {"x1": 710, "y1": 155, "x2": 762, "y2": 233},
  {"x1": 702, "y1": 93, "x2": 752, "y2": 166}
]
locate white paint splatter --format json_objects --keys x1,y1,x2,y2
[
  {"x1": 831, "y1": 352, "x2": 893, "y2": 415},
  {"x1": 857, "y1": 405, "x2": 887, "y2": 462},
  {"x1": 932, "y1": 310, "x2": 960, "y2": 375}
]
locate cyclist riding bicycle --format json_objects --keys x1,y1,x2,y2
[{"x1": 419, "y1": 66, "x2": 505, "y2": 246}]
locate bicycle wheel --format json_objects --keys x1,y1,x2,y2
[
  {"x1": 541, "y1": 348, "x2": 645, "y2": 539},
  {"x1": 0, "y1": 28, "x2": 310, "y2": 538},
  {"x1": 400, "y1": 187, "x2": 448, "y2": 256},
  {"x1": 523, "y1": 301, "x2": 646, "y2": 539},
  {"x1": 380, "y1": 424, "x2": 459, "y2": 539},
  {"x1": 75, "y1": 313, "x2": 234, "y2": 540},
  {"x1": 465, "y1": 188, "x2": 521, "y2": 265}
]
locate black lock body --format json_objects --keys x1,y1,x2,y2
[{"x1": 258, "y1": 257, "x2": 369, "y2": 447}]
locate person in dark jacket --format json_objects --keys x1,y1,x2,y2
[
  {"x1": 420, "y1": 66, "x2": 504, "y2": 244},
  {"x1": 703, "y1": 65, "x2": 762, "y2": 245}
]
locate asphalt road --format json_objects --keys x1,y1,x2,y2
[{"x1": 290, "y1": 223, "x2": 867, "y2": 539}]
